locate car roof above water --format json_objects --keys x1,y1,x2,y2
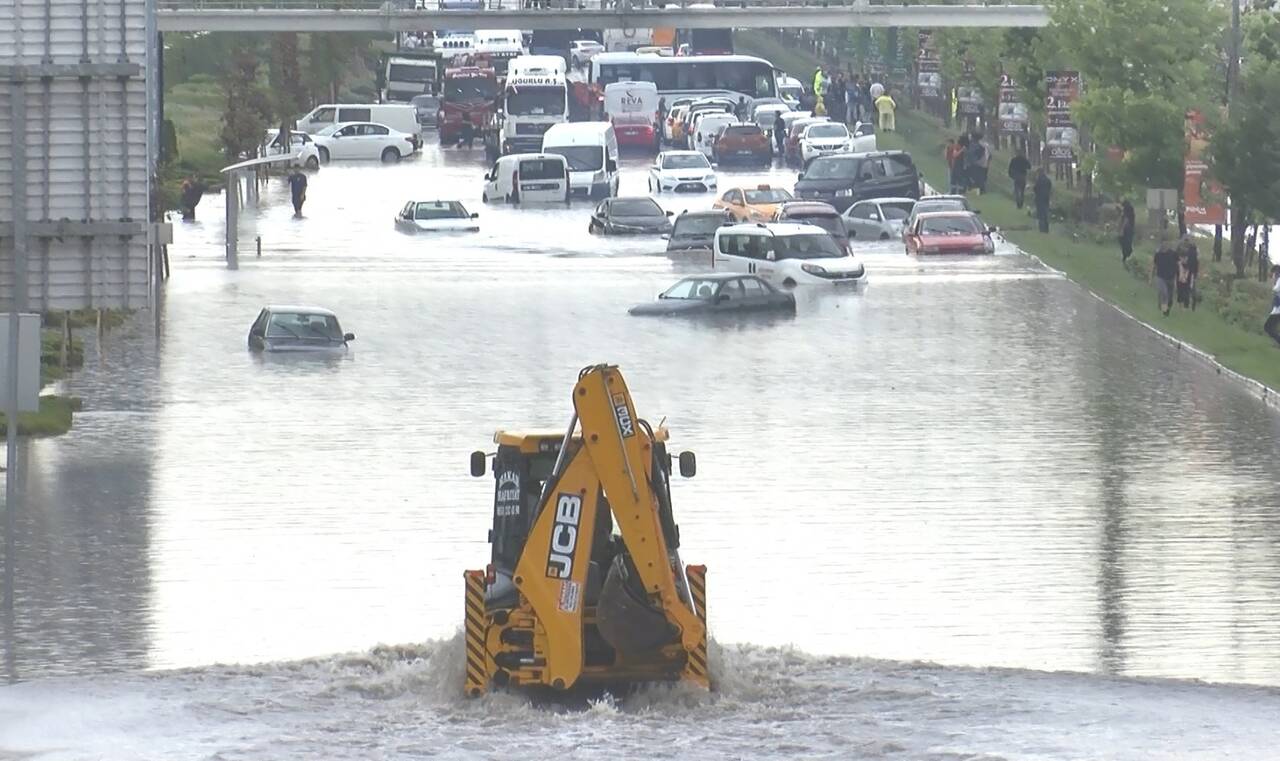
[
  {"x1": 265, "y1": 305, "x2": 338, "y2": 317},
  {"x1": 719, "y1": 222, "x2": 826, "y2": 237}
]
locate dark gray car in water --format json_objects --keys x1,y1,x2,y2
[
  {"x1": 665, "y1": 209, "x2": 734, "y2": 253},
  {"x1": 589, "y1": 196, "x2": 674, "y2": 235},
  {"x1": 629, "y1": 273, "x2": 796, "y2": 316}
]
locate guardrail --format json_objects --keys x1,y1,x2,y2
[{"x1": 158, "y1": 0, "x2": 1038, "y2": 10}]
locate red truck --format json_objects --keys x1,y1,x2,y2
[{"x1": 438, "y1": 62, "x2": 500, "y2": 145}]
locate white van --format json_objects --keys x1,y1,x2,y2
[
  {"x1": 297, "y1": 104, "x2": 420, "y2": 138},
  {"x1": 540, "y1": 122, "x2": 620, "y2": 200},
  {"x1": 712, "y1": 222, "x2": 866, "y2": 286},
  {"x1": 482, "y1": 152, "x2": 571, "y2": 204}
]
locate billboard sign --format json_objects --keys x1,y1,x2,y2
[
  {"x1": 998, "y1": 72, "x2": 1028, "y2": 135},
  {"x1": 1044, "y1": 70, "x2": 1080, "y2": 163},
  {"x1": 1183, "y1": 108, "x2": 1226, "y2": 225},
  {"x1": 916, "y1": 29, "x2": 941, "y2": 100}
]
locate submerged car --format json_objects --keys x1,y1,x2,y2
[
  {"x1": 904, "y1": 211, "x2": 995, "y2": 256},
  {"x1": 247, "y1": 306, "x2": 355, "y2": 353},
  {"x1": 713, "y1": 222, "x2": 867, "y2": 286},
  {"x1": 394, "y1": 200, "x2": 480, "y2": 232},
  {"x1": 649, "y1": 150, "x2": 718, "y2": 193},
  {"x1": 903, "y1": 194, "x2": 972, "y2": 237},
  {"x1": 666, "y1": 209, "x2": 734, "y2": 253},
  {"x1": 410, "y1": 94, "x2": 440, "y2": 128},
  {"x1": 629, "y1": 273, "x2": 796, "y2": 316},
  {"x1": 842, "y1": 196, "x2": 917, "y2": 240},
  {"x1": 772, "y1": 201, "x2": 850, "y2": 254},
  {"x1": 588, "y1": 196, "x2": 674, "y2": 235},
  {"x1": 713, "y1": 184, "x2": 794, "y2": 223}
]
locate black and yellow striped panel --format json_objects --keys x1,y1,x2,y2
[
  {"x1": 685, "y1": 565, "x2": 708, "y2": 684},
  {"x1": 464, "y1": 570, "x2": 487, "y2": 697}
]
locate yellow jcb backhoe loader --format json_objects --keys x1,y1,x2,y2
[{"x1": 463, "y1": 364, "x2": 707, "y2": 696}]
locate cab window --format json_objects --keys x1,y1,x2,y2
[{"x1": 312, "y1": 107, "x2": 336, "y2": 123}]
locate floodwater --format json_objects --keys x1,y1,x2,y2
[{"x1": 3, "y1": 144, "x2": 1280, "y2": 759}]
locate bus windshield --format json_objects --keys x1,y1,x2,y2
[{"x1": 595, "y1": 58, "x2": 776, "y2": 99}]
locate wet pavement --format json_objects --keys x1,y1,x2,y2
[{"x1": 6, "y1": 143, "x2": 1280, "y2": 690}]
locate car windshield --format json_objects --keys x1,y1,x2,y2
[
  {"x1": 921, "y1": 216, "x2": 982, "y2": 235},
  {"x1": 661, "y1": 278, "x2": 721, "y2": 300},
  {"x1": 266, "y1": 312, "x2": 342, "y2": 341},
  {"x1": 772, "y1": 233, "x2": 843, "y2": 260},
  {"x1": 662, "y1": 154, "x2": 710, "y2": 170},
  {"x1": 882, "y1": 202, "x2": 914, "y2": 220},
  {"x1": 803, "y1": 157, "x2": 858, "y2": 180},
  {"x1": 415, "y1": 201, "x2": 467, "y2": 219},
  {"x1": 807, "y1": 124, "x2": 848, "y2": 139},
  {"x1": 673, "y1": 214, "x2": 724, "y2": 236},
  {"x1": 916, "y1": 200, "x2": 966, "y2": 215},
  {"x1": 544, "y1": 145, "x2": 603, "y2": 171},
  {"x1": 507, "y1": 88, "x2": 566, "y2": 116},
  {"x1": 612, "y1": 199, "x2": 664, "y2": 217},
  {"x1": 790, "y1": 214, "x2": 845, "y2": 237},
  {"x1": 744, "y1": 188, "x2": 792, "y2": 204}
]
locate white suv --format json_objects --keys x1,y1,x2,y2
[
  {"x1": 570, "y1": 40, "x2": 605, "y2": 67},
  {"x1": 712, "y1": 222, "x2": 866, "y2": 286}
]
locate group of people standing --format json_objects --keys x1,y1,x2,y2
[
  {"x1": 809, "y1": 66, "x2": 897, "y2": 132},
  {"x1": 943, "y1": 132, "x2": 1054, "y2": 234}
]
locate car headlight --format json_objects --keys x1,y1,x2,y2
[
  {"x1": 835, "y1": 189, "x2": 853, "y2": 197},
  {"x1": 800, "y1": 263, "x2": 827, "y2": 275},
  {"x1": 704, "y1": 175, "x2": 716, "y2": 183},
  {"x1": 843, "y1": 141, "x2": 853, "y2": 151}
]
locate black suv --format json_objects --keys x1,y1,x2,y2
[{"x1": 793, "y1": 150, "x2": 921, "y2": 212}]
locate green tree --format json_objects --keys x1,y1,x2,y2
[
  {"x1": 1048, "y1": 0, "x2": 1224, "y2": 195},
  {"x1": 220, "y1": 43, "x2": 273, "y2": 162},
  {"x1": 269, "y1": 32, "x2": 310, "y2": 125},
  {"x1": 1210, "y1": 61, "x2": 1280, "y2": 275}
]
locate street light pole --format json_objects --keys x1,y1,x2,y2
[{"x1": 1228, "y1": 0, "x2": 1241, "y2": 108}]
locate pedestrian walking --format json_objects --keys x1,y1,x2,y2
[
  {"x1": 1266, "y1": 265, "x2": 1280, "y2": 347},
  {"x1": 944, "y1": 138, "x2": 963, "y2": 192},
  {"x1": 287, "y1": 169, "x2": 308, "y2": 216},
  {"x1": 964, "y1": 133, "x2": 986, "y2": 193},
  {"x1": 179, "y1": 174, "x2": 206, "y2": 221},
  {"x1": 1033, "y1": 168, "x2": 1052, "y2": 233},
  {"x1": 845, "y1": 76, "x2": 859, "y2": 124},
  {"x1": 773, "y1": 111, "x2": 787, "y2": 156},
  {"x1": 1118, "y1": 199, "x2": 1136, "y2": 262},
  {"x1": 874, "y1": 90, "x2": 896, "y2": 132},
  {"x1": 1007, "y1": 148, "x2": 1030, "y2": 209},
  {"x1": 1176, "y1": 236, "x2": 1199, "y2": 309},
  {"x1": 1152, "y1": 239, "x2": 1179, "y2": 316}
]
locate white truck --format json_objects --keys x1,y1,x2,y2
[
  {"x1": 383, "y1": 55, "x2": 439, "y2": 103},
  {"x1": 499, "y1": 55, "x2": 569, "y2": 154}
]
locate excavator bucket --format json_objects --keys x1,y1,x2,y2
[{"x1": 463, "y1": 364, "x2": 708, "y2": 696}]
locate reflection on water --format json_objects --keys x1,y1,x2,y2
[{"x1": 4, "y1": 147, "x2": 1280, "y2": 686}]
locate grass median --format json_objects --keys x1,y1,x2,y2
[{"x1": 736, "y1": 31, "x2": 1280, "y2": 392}]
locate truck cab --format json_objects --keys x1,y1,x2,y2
[
  {"x1": 499, "y1": 55, "x2": 569, "y2": 154},
  {"x1": 438, "y1": 63, "x2": 500, "y2": 145}
]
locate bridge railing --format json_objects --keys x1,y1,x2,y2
[{"x1": 157, "y1": 0, "x2": 1034, "y2": 11}]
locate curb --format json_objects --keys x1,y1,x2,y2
[{"x1": 1020, "y1": 248, "x2": 1280, "y2": 411}]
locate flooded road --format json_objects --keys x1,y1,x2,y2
[{"x1": 4, "y1": 145, "x2": 1280, "y2": 758}]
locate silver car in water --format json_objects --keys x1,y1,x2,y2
[
  {"x1": 841, "y1": 197, "x2": 918, "y2": 241},
  {"x1": 247, "y1": 305, "x2": 355, "y2": 353}
]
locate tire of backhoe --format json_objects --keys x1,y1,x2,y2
[{"x1": 595, "y1": 552, "x2": 679, "y2": 656}]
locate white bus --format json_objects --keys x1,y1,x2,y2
[
  {"x1": 475, "y1": 29, "x2": 527, "y2": 77},
  {"x1": 501, "y1": 55, "x2": 569, "y2": 154},
  {"x1": 589, "y1": 53, "x2": 777, "y2": 104}
]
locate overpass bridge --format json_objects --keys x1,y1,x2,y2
[{"x1": 156, "y1": 0, "x2": 1049, "y2": 32}]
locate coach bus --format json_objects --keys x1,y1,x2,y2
[{"x1": 588, "y1": 53, "x2": 777, "y2": 103}]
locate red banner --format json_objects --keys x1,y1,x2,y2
[{"x1": 1183, "y1": 109, "x2": 1226, "y2": 225}]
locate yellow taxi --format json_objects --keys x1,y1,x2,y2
[{"x1": 712, "y1": 184, "x2": 796, "y2": 223}]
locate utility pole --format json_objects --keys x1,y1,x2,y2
[{"x1": 1228, "y1": 0, "x2": 1241, "y2": 107}]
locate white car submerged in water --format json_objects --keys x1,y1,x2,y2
[
  {"x1": 648, "y1": 150, "x2": 718, "y2": 194},
  {"x1": 394, "y1": 200, "x2": 480, "y2": 232}
]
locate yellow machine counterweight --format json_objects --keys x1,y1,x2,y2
[{"x1": 463, "y1": 364, "x2": 707, "y2": 695}]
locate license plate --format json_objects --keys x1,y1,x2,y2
[
  {"x1": 521, "y1": 183, "x2": 557, "y2": 191},
  {"x1": 736, "y1": 150, "x2": 754, "y2": 155}
]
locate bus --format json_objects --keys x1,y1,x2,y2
[{"x1": 588, "y1": 53, "x2": 777, "y2": 104}]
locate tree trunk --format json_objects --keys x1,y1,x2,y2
[{"x1": 1230, "y1": 204, "x2": 1247, "y2": 277}]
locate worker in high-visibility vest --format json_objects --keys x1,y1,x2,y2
[{"x1": 813, "y1": 66, "x2": 827, "y2": 98}]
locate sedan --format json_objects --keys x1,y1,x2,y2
[
  {"x1": 570, "y1": 40, "x2": 605, "y2": 67},
  {"x1": 589, "y1": 196, "x2": 674, "y2": 235},
  {"x1": 247, "y1": 306, "x2": 355, "y2": 353},
  {"x1": 842, "y1": 197, "x2": 917, "y2": 240},
  {"x1": 312, "y1": 122, "x2": 419, "y2": 163},
  {"x1": 394, "y1": 200, "x2": 480, "y2": 232},
  {"x1": 629, "y1": 274, "x2": 796, "y2": 316},
  {"x1": 649, "y1": 150, "x2": 717, "y2": 193},
  {"x1": 904, "y1": 211, "x2": 995, "y2": 256},
  {"x1": 666, "y1": 209, "x2": 734, "y2": 253},
  {"x1": 713, "y1": 184, "x2": 794, "y2": 223},
  {"x1": 260, "y1": 129, "x2": 321, "y2": 170}
]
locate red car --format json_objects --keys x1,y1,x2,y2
[
  {"x1": 904, "y1": 211, "x2": 995, "y2": 256},
  {"x1": 713, "y1": 124, "x2": 772, "y2": 167}
]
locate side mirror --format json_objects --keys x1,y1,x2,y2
[
  {"x1": 661, "y1": 233, "x2": 670, "y2": 239},
  {"x1": 678, "y1": 451, "x2": 697, "y2": 478},
  {"x1": 797, "y1": 172, "x2": 804, "y2": 181},
  {"x1": 606, "y1": 159, "x2": 617, "y2": 173},
  {"x1": 988, "y1": 225, "x2": 998, "y2": 233},
  {"x1": 483, "y1": 173, "x2": 491, "y2": 181},
  {"x1": 665, "y1": 210, "x2": 673, "y2": 216},
  {"x1": 469, "y1": 450, "x2": 487, "y2": 477},
  {"x1": 472, "y1": 212, "x2": 480, "y2": 219}
]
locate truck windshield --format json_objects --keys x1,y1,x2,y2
[
  {"x1": 507, "y1": 88, "x2": 566, "y2": 116},
  {"x1": 771, "y1": 234, "x2": 843, "y2": 260},
  {"x1": 445, "y1": 77, "x2": 498, "y2": 103},
  {"x1": 389, "y1": 64, "x2": 435, "y2": 82},
  {"x1": 543, "y1": 145, "x2": 603, "y2": 171}
]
